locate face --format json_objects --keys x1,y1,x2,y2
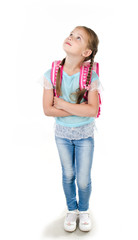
[{"x1": 63, "y1": 27, "x2": 92, "y2": 58}]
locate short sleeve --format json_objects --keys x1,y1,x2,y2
[
  {"x1": 89, "y1": 70, "x2": 104, "y2": 93},
  {"x1": 37, "y1": 68, "x2": 53, "y2": 89}
]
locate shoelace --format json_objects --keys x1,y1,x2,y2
[
  {"x1": 65, "y1": 211, "x2": 78, "y2": 225},
  {"x1": 79, "y1": 212, "x2": 90, "y2": 225}
]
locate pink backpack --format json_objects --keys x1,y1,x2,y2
[{"x1": 51, "y1": 60, "x2": 101, "y2": 118}]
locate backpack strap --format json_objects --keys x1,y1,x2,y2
[
  {"x1": 80, "y1": 61, "x2": 101, "y2": 118},
  {"x1": 92, "y1": 62, "x2": 101, "y2": 118},
  {"x1": 51, "y1": 60, "x2": 63, "y2": 97},
  {"x1": 79, "y1": 61, "x2": 92, "y2": 100},
  {"x1": 80, "y1": 62, "x2": 99, "y2": 91}
]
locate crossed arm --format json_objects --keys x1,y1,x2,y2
[{"x1": 43, "y1": 88, "x2": 99, "y2": 118}]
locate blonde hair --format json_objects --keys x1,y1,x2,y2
[{"x1": 56, "y1": 26, "x2": 99, "y2": 104}]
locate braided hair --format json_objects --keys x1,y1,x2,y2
[
  {"x1": 55, "y1": 58, "x2": 66, "y2": 97},
  {"x1": 55, "y1": 26, "x2": 99, "y2": 104}
]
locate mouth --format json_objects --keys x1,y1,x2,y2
[{"x1": 65, "y1": 42, "x2": 71, "y2": 46}]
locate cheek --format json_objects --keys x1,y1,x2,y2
[{"x1": 73, "y1": 43, "x2": 81, "y2": 51}]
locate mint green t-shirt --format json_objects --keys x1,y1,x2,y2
[{"x1": 44, "y1": 69, "x2": 99, "y2": 127}]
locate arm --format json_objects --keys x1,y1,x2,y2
[
  {"x1": 43, "y1": 88, "x2": 73, "y2": 117},
  {"x1": 56, "y1": 90, "x2": 99, "y2": 117}
]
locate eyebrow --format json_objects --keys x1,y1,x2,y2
[{"x1": 71, "y1": 31, "x2": 84, "y2": 39}]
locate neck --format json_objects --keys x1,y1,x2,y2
[{"x1": 64, "y1": 55, "x2": 84, "y2": 72}]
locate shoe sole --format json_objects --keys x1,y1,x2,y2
[
  {"x1": 64, "y1": 225, "x2": 76, "y2": 232},
  {"x1": 79, "y1": 223, "x2": 92, "y2": 232}
]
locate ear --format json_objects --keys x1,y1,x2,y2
[{"x1": 82, "y1": 49, "x2": 92, "y2": 58}]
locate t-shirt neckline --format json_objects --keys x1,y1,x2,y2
[{"x1": 63, "y1": 70, "x2": 80, "y2": 77}]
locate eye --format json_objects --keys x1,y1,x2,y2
[
  {"x1": 70, "y1": 33, "x2": 73, "y2": 36},
  {"x1": 77, "y1": 36, "x2": 81, "y2": 40}
]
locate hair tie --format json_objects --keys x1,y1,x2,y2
[{"x1": 85, "y1": 85, "x2": 90, "y2": 91}]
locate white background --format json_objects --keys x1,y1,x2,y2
[{"x1": 0, "y1": 0, "x2": 138, "y2": 239}]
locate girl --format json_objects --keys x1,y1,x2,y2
[{"x1": 39, "y1": 26, "x2": 103, "y2": 232}]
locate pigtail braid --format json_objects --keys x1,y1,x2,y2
[
  {"x1": 56, "y1": 58, "x2": 66, "y2": 96},
  {"x1": 86, "y1": 51, "x2": 95, "y2": 87},
  {"x1": 75, "y1": 50, "x2": 96, "y2": 104}
]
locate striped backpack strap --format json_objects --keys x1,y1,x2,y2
[
  {"x1": 51, "y1": 60, "x2": 63, "y2": 97},
  {"x1": 79, "y1": 61, "x2": 91, "y2": 100},
  {"x1": 92, "y1": 62, "x2": 101, "y2": 118},
  {"x1": 79, "y1": 61, "x2": 101, "y2": 118}
]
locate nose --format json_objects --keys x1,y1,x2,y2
[{"x1": 68, "y1": 35, "x2": 72, "y2": 41}]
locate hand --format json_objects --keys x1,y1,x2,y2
[
  {"x1": 53, "y1": 97, "x2": 65, "y2": 110},
  {"x1": 80, "y1": 101, "x2": 88, "y2": 104}
]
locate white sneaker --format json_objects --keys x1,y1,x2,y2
[
  {"x1": 64, "y1": 209, "x2": 78, "y2": 232},
  {"x1": 79, "y1": 210, "x2": 92, "y2": 231}
]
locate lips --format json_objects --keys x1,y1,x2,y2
[{"x1": 65, "y1": 42, "x2": 71, "y2": 46}]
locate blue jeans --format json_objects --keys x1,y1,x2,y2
[{"x1": 55, "y1": 136, "x2": 95, "y2": 211}]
